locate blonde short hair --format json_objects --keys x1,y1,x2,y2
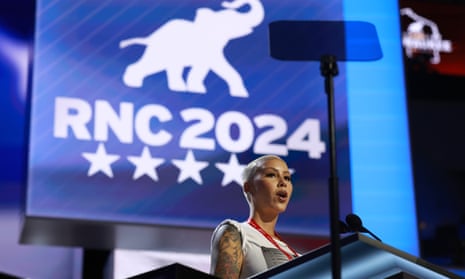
[{"x1": 241, "y1": 155, "x2": 284, "y2": 202}]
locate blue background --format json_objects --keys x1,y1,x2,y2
[
  {"x1": 2, "y1": 0, "x2": 465, "y2": 278},
  {"x1": 27, "y1": 0, "x2": 353, "y2": 234}
]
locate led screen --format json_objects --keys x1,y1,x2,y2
[
  {"x1": 27, "y1": 0, "x2": 355, "y2": 235},
  {"x1": 25, "y1": 0, "x2": 418, "y2": 255}
]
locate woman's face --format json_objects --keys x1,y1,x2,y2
[{"x1": 247, "y1": 158, "x2": 293, "y2": 216}]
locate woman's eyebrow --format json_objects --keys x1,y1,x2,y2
[{"x1": 261, "y1": 167, "x2": 290, "y2": 174}]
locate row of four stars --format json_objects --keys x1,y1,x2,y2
[{"x1": 82, "y1": 143, "x2": 246, "y2": 185}]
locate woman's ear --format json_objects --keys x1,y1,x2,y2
[{"x1": 243, "y1": 181, "x2": 251, "y2": 194}]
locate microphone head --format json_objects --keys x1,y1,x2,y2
[
  {"x1": 346, "y1": 213, "x2": 382, "y2": 241},
  {"x1": 345, "y1": 213, "x2": 366, "y2": 232}
]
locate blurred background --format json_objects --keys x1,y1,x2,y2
[
  {"x1": 0, "y1": 1, "x2": 82, "y2": 278},
  {"x1": 1, "y1": 0, "x2": 465, "y2": 278},
  {"x1": 399, "y1": 0, "x2": 465, "y2": 270}
]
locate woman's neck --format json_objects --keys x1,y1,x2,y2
[{"x1": 249, "y1": 212, "x2": 278, "y2": 237}]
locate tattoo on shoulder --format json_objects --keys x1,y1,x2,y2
[
  {"x1": 222, "y1": 225, "x2": 241, "y2": 245},
  {"x1": 214, "y1": 224, "x2": 243, "y2": 278}
]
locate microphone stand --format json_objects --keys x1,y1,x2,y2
[{"x1": 320, "y1": 54, "x2": 341, "y2": 279}]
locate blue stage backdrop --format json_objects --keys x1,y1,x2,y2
[
  {"x1": 27, "y1": 0, "x2": 351, "y2": 235},
  {"x1": 24, "y1": 0, "x2": 418, "y2": 254}
]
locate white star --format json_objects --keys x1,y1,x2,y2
[
  {"x1": 127, "y1": 146, "x2": 165, "y2": 181},
  {"x1": 215, "y1": 153, "x2": 246, "y2": 186},
  {"x1": 172, "y1": 150, "x2": 209, "y2": 184},
  {"x1": 82, "y1": 143, "x2": 120, "y2": 178}
]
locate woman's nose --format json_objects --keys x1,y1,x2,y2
[{"x1": 278, "y1": 177, "x2": 287, "y2": 187}]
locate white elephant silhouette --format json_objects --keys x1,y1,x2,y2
[{"x1": 119, "y1": 0, "x2": 265, "y2": 98}]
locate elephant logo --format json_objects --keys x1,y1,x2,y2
[{"x1": 119, "y1": 0, "x2": 265, "y2": 98}]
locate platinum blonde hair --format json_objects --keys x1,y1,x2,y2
[{"x1": 241, "y1": 155, "x2": 285, "y2": 202}]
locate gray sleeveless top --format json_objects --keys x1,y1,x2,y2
[{"x1": 211, "y1": 219, "x2": 298, "y2": 278}]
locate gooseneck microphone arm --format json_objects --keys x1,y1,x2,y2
[{"x1": 345, "y1": 213, "x2": 382, "y2": 242}]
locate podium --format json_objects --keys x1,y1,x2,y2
[
  {"x1": 127, "y1": 262, "x2": 217, "y2": 279},
  {"x1": 251, "y1": 233, "x2": 462, "y2": 279},
  {"x1": 127, "y1": 234, "x2": 463, "y2": 279}
]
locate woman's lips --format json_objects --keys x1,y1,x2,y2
[{"x1": 276, "y1": 190, "x2": 288, "y2": 202}]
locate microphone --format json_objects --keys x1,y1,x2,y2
[{"x1": 345, "y1": 213, "x2": 382, "y2": 242}]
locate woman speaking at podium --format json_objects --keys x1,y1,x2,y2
[{"x1": 210, "y1": 155, "x2": 300, "y2": 279}]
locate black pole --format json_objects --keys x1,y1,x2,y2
[
  {"x1": 82, "y1": 249, "x2": 111, "y2": 279},
  {"x1": 320, "y1": 54, "x2": 341, "y2": 279}
]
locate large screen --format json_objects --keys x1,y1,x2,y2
[
  {"x1": 27, "y1": 0, "x2": 352, "y2": 235},
  {"x1": 24, "y1": 0, "x2": 418, "y2": 255}
]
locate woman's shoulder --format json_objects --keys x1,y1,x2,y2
[
  {"x1": 212, "y1": 219, "x2": 251, "y2": 239},
  {"x1": 214, "y1": 219, "x2": 244, "y2": 232},
  {"x1": 211, "y1": 219, "x2": 246, "y2": 247}
]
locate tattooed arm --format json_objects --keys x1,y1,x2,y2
[{"x1": 210, "y1": 223, "x2": 243, "y2": 279}]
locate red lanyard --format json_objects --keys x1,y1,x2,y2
[{"x1": 247, "y1": 218, "x2": 298, "y2": 260}]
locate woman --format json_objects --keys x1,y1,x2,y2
[{"x1": 210, "y1": 155, "x2": 299, "y2": 279}]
